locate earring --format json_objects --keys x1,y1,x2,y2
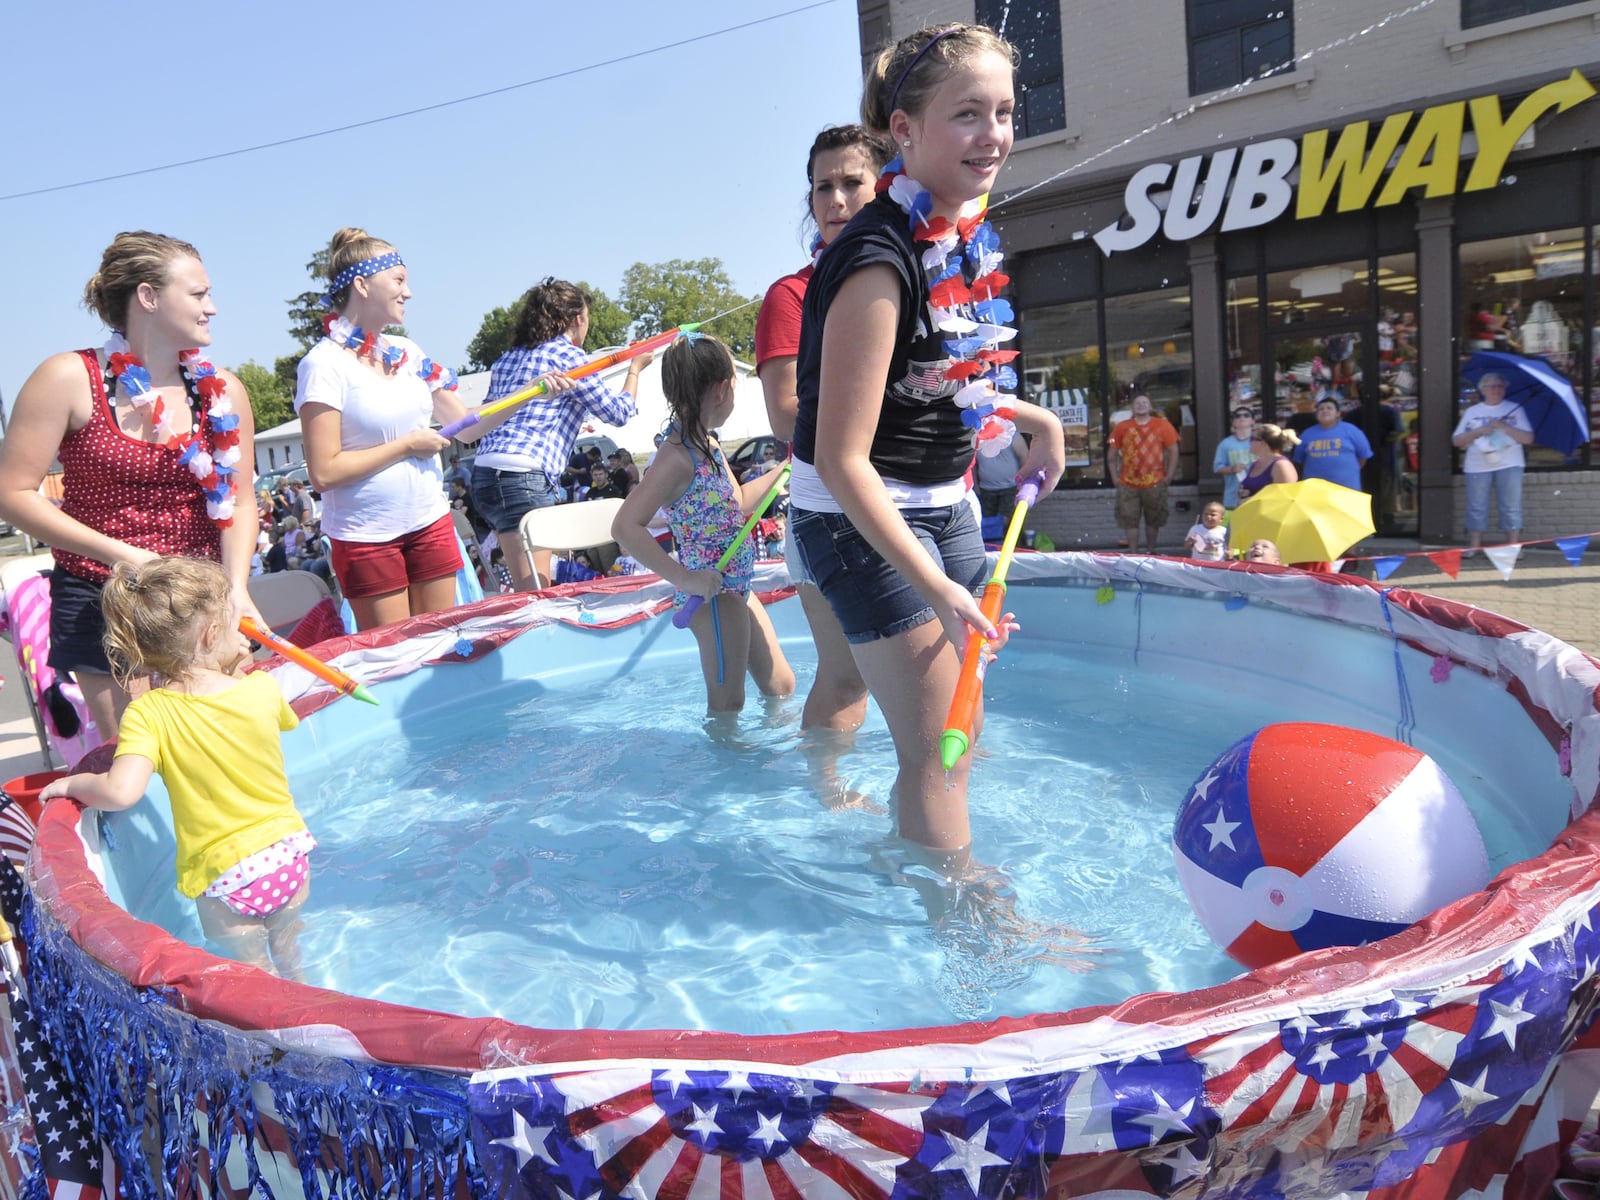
[{"x1": 902, "y1": 140, "x2": 912, "y2": 148}]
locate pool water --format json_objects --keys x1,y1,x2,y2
[{"x1": 285, "y1": 632, "x2": 1547, "y2": 1036}]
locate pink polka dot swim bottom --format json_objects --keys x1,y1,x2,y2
[{"x1": 217, "y1": 854, "x2": 309, "y2": 917}]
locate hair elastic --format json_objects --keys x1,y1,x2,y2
[
  {"x1": 886, "y1": 27, "x2": 960, "y2": 118},
  {"x1": 321, "y1": 252, "x2": 404, "y2": 307}
]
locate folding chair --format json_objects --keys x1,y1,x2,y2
[
  {"x1": 0, "y1": 554, "x2": 99, "y2": 768},
  {"x1": 245, "y1": 570, "x2": 334, "y2": 638},
  {"x1": 519, "y1": 499, "x2": 626, "y2": 588}
]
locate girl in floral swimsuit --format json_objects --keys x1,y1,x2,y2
[{"x1": 611, "y1": 335, "x2": 794, "y2": 717}]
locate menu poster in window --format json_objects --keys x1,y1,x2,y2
[{"x1": 1041, "y1": 388, "x2": 1091, "y2": 467}]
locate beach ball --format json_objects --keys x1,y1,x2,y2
[{"x1": 1172, "y1": 723, "x2": 1489, "y2": 968}]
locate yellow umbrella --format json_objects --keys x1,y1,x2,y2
[{"x1": 1231, "y1": 478, "x2": 1374, "y2": 563}]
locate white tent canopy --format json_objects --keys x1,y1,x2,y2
[{"x1": 455, "y1": 349, "x2": 774, "y2": 458}]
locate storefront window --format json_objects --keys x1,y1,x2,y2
[
  {"x1": 1106, "y1": 288, "x2": 1197, "y2": 483},
  {"x1": 1263, "y1": 258, "x2": 1367, "y2": 427},
  {"x1": 1373, "y1": 254, "x2": 1420, "y2": 525},
  {"x1": 1018, "y1": 300, "x2": 1105, "y2": 485},
  {"x1": 1225, "y1": 274, "x2": 1261, "y2": 416},
  {"x1": 1459, "y1": 228, "x2": 1590, "y2": 468}
]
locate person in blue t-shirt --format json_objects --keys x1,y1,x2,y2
[
  {"x1": 1212, "y1": 407, "x2": 1256, "y2": 510},
  {"x1": 1294, "y1": 397, "x2": 1372, "y2": 491}
]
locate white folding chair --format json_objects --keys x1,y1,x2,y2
[
  {"x1": 519, "y1": 499, "x2": 626, "y2": 587},
  {"x1": 245, "y1": 570, "x2": 333, "y2": 637}
]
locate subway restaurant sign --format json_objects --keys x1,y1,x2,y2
[{"x1": 1093, "y1": 70, "x2": 1595, "y2": 255}]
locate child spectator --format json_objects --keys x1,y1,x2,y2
[
  {"x1": 612, "y1": 334, "x2": 796, "y2": 716},
  {"x1": 1244, "y1": 538, "x2": 1282, "y2": 564},
  {"x1": 1184, "y1": 501, "x2": 1229, "y2": 561},
  {"x1": 41, "y1": 557, "x2": 315, "y2": 979},
  {"x1": 263, "y1": 525, "x2": 288, "y2": 574}
]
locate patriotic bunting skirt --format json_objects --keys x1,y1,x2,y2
[{"x1": 8, "y1": 555, "x2": 1600, "y2": 1200}]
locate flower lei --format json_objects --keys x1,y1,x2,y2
[
  {"x1": 104, "y1": 334, "x2": 240, "y2": 526},
  {"x1": 322, "y1": 315, "x2": 459, "y2": 391},
  {"x1": 876, "y1": 155, "x2": 1019, "y2": 456}
]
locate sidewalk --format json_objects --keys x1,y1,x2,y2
[
  {"x1": 0, "y1": 539, "x2": 1594, "y2": 787},
  {"x1": 1344, "y1": 540, "x2": 1600, "y2": 658}
]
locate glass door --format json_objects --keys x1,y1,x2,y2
[{"x1": 1267, "y1": 322, "x2": 1417, "y2": 537}]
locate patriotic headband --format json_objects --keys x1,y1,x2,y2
[{"x1": 321, "y1": 252, "x2": 404, "y2": 307}]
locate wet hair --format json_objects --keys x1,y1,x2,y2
[
  {"x1": 861, "y1": 23, "x2": 1018, "y2": 132},
  {"x1": 83, "y1": 231, "x2": 203, "y2": 330},
  {"x1": 800, "y1": 124, "x2": 894, "y2": 239},
  {"x1": 100, "y1": 557, "x2": 232, "y2": 688},
  {"x1": 661, "y1": 335, "x2": 736, "y2": 462},
  {"x1": 511, "y1": 278, "x2": 591, "y2": 349},
  {"x1": 325, "y1": 227, "x2": 398, "y2": 311},
  {"x1": 1251, "y1": 423, "x2": 1300, "y2": 454}
]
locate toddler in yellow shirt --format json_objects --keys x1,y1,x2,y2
[{"x1": 43, "y1": 557, "x2": 312, "y2": 979}]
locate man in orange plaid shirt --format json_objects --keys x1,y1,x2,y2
[{"x1": 1108, "y1": 394, "x2": 1180, "y2": 553}]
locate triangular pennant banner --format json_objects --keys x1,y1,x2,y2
[
  {"x1": 1373, "y1": 555, "x2": 1406, "y2": 581},
  {"x1": 1424, "y1": 550, "x2": 1462, "y2": 579},
  {"x1": 1554, "y1": 535, "x2": 1591, "y2": 567},
  {"x1": 1483, "y1": 544, "x2": 1521, "y2": 581}
]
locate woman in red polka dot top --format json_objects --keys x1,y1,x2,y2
[{"x1": 0, "y1": 231, "x2": 262, "y2": 740}]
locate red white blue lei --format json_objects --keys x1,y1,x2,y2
[
  {"x1": 322, "y1": 315, "x2": 458, "y2": 392},
  {"x1": 104, "y1": 334, "x2": 241, "y2": 526},
  {"x1": 877, "y1": 156, "x2": 1018, "y2": 455}
]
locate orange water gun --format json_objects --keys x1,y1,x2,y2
[
  {"x1": 938, "y1": 470, "x2": 1045, "y2": 770},
  {"x1": 241, "y1": 616, "x2": 378, "y2": 706}
]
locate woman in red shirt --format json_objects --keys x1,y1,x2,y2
[
  {"x1": 0, "y1": 231, "x2": 262, "y2": 739},
  {"x1": 755, "y1": 125, "x2": 891, "y2": 752}
]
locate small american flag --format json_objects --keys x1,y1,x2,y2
[{"x1": 0, "y1": 857, "x2": 112, "y2": 1200}]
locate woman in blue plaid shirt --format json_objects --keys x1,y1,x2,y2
[{"x1": 470, "y1": 279, "x2": 649, "y2": 590}]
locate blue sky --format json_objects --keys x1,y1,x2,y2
[{"x1": 0, "y1": 0, "x2": 864, "y2": 411}]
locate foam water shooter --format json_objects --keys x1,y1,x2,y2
[
  {"x1": 672, "y1": 463, "x2": 791, "y2": 631},
  {"x1": 938, "y1": 469, "x2": 1046, "y2": 771},
  {"x1": 240, "y1": 616, "x2": 378, "y2": 706},
  {"x1": 438, "y1": 325, "x2": 698, "y2": 440}
]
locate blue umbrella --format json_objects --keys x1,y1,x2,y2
[{"x1": 1462, "y1": 350, "x2": 1589, "y2": 456}]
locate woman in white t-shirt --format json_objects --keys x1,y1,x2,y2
[
  {"x1": 296, "y1": 227, "x2": 568, "y2": 630},
  {"x1": 1451, "y1": 371, "x2": 1535, "y2": 554}
]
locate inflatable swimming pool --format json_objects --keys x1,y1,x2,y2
[{"x1": 21, "y1": 554, "x2": 1600, "y2": 1199}]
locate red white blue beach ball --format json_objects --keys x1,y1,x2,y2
[{"x1": 1173, "y1": 723, "x2": 1489, "y2": 968}]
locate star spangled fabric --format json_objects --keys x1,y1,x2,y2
[
  {"x1": 13, "y1": 559, "x2": 1600, "y2": 1199},
  {"x1": 466, "y1": 898, "x2": 1600, "y2": 1200},
  {"x1": 0, "y1": 857, "x2": 110, "y2": 1200}
]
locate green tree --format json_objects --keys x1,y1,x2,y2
[
  {"x1": 231, "y1": 360, "x2": 294, "y2": 433},
  {"x1": 461, "y1": 280, "x2": 631, "y2": 374},
  {"x1": 273, "y1": 354, "x2": 302, "y2": 404},
  {"x1": 616, "y1": 258, "x2": 760, "y2": 359},
  {"x1": 579, "y1": 282, "x2": 631, "y2": 350},
  {"x1": 464, "y1": 304, "x2": 519, "y2": 374},
  {"x1": 287, "y1": 248, "x2": 332, "y2": 352}
]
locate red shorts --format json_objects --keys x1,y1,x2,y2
[{"x1": 329, "y1": 513, "x2": 461, "y2": 599}]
